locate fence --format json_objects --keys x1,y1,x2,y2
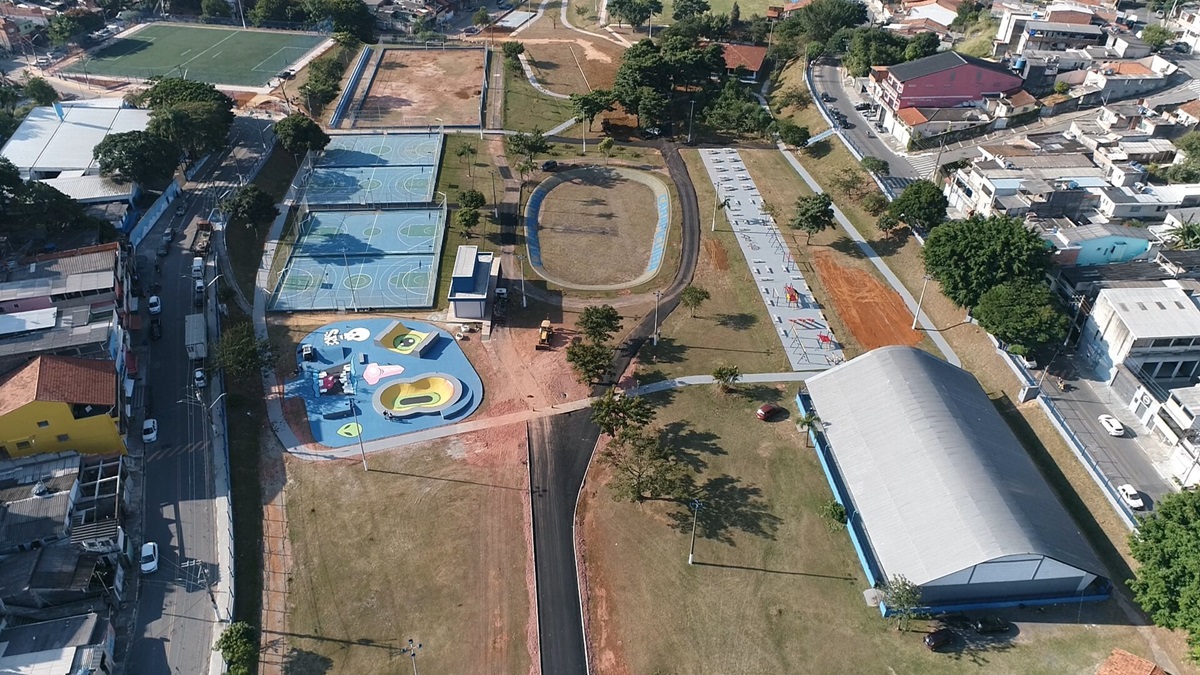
[
  {"x1": 330, "y1": 47, "x2": 373, "y2": 129},
  {"x1": 206, "y1": 278, "x2": 236, "y2": 675},
  {"x1": 128, "y1": 181, "x2": 182, "y2": 251}
]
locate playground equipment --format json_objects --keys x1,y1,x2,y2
[
  {"x1": 536, "y1": 319, "x2": 554, "y2": 350},
  {"x1": 376, "y1": 320, "x2": 437, "y2": 356},
  {"x1": 784, "y1": 285, "x2": 801, "y2": 308},
  {"x1": 373, "y1": 373, "x2": 464, "y2": 418}
]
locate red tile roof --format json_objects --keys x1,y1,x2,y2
[
  {"x1": 718, "y1": 43, "x2": 769, "y2": 73},
  {"x1": 780, "y1": 0, "x2": 812, "y2": 14},
  {"x1": 1006, "y1": 89, "x2": 1037, "y2": 107},
  {"x1": 0, "y1": 356, "x2": 116, "y2": 418},
  {"x1": 1097, "y1": 649, "x2": 1169, "y2": 675},
  {"x1": 896, "y1": 107, "x2": 929, "y2": 126}
]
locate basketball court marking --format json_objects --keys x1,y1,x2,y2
[
  {"x1": 305, "y1": 166, "x2": 436, "y2": 205},
  {"x1": 271, "y1": 254, "x2": 437, "y2": 311},
  {"x1": 293, "y1": 209, "x2": 444, "y2": 257},
  {"x1": 319, "y1": 133, "x2": 444, "y2": 167}
]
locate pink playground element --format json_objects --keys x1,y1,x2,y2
[
  {"x1": 362, "y1": 362, "x2": 406, "y2": 385},
  {"x1": 784, "y1": 284, "x2": 800, "y2": 304}
]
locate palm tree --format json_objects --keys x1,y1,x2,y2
[
  {"x1": 796, "y1": 412, "x2": 820, "y2": 446},
  {"x1": 456, "y1": 143, "x2": 478, "y2": 179},
  {"x1": 1170, "y1": 219, "x2": 1200, "y2": 250},
  {"x1": 711, "y1": 364, "x2": 741, "y2": 392}
]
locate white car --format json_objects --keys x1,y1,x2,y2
[
  {"x1": 1118, "y1": 483, "x2": 1145, "y2": 510},
  {"x1": 194, "y1": 279, "x2": 205, "y2": 295},
  {"x1": 194, "y1": 369, "x2": 207, "y2": 389},
  {"x1": 142, "y1": 418, "x2": 158, "y2": 443},
  {"x1": 140, "y1": 541, "x2": 159, "y2": 574},
  {"x1": 147, "y1": 295, "x2": 162, "y2": 315},
  {"x1": 1098, "y1": 414, "x2": 1124, "y2": 437}
]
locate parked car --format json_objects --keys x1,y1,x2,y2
[
  {"x1": 175, "y1": 203, "x2": 187, "y2": 217},
  {"x1": 973, "y1": 616, "x2": 1010, "y2": 634},
  {"x1": 1118, "y1": 483, "x2": 1145, "y2": 510},
  {"x1": 194, "y1": 369, "x2": 207, "y2": 389},
  {"x1": 194, "y1": 279, "x2": 205, "y2": 295},
  {"x1": 464, "y1": 25, "x2": 481, "y2": 34},
  {"x1": 147, "y1": 295, "x2": 162, "y2": 315},
  {"x1": 142, "y1": 418, "x2": 158, "y2": 443},
  {"x1": 156, "y1": 243, "x2": 168, "y2": 257},
  {"x1": 163, "y1": 227, "x2": 174, "y2": 242},
  {"x1": 1098, "y1": 414, "x2": 1124, "y2": 436},
  {"x1": 820, "y1": 92, "x2": 834, "y2": 102},
  {"x1": 756, "y1": 403, "x2": 783, "y2": 421},
  {"x1": 853, "y1": 102, "x2": 871, "y2": 111},
  {"x1": 924, "y1": 628, "x2": 954, "y2": 650},
  {"x1": 150, "y1": 318, "x2": 162, "y2": 341},
  {"x1": 541, "y1": 160, "x2": 558, "y2": 171},
  {"x1": 139, "y1": 542, "x2": 159, "y2": 574}
]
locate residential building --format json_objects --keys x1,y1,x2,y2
[
  {"x1": 0, "y1": 547, "x2": 107, "y2": 615},
  {"x1": 1056, "y1": 57, "x2": 1179, "y2": 106},
  {"x1": 1167, "y1": 99, "x2": 1200, "y2": 128},
  {"x1": 0, "y1": 355, "x2": 123, "y2": 459},
  {"x1": 1079, "y1": 285, "x2": 1200, "y2": 382},
  {"x1": 0, "y1": 243, "x2": 134, "y2": 427},
  {"x1": 1091, "y1": 183, "x2": 1200, "y2": 223},
  {"x1": 895, "y1": 0, "x2": 960, "y2": 31},
  {"x1": 802, "y1": 347, "x2": 1109, "y2": 613},
  {"x1": 0, "y1": 3, "x2": 55, "y2": 27},
  {"x1": 994, "y1": 4, "x2": 1106, "y2": 56},
  {"x1": 870, "y1": 52, "x2": 1024, "y2": 130},
  {"x1": 1031, "y1": 217, "x2": 1158, "y2": 265},
  {"x1": 0, "y1": 453, "x2": 79, "y2": 554},
  {"x1": 1052, "y1": 250, "x2": 1200, "y2": 300},
  {"x1": 1097, "y1": 649, "x2": 1170, "y2": 675},
  {"x1": 1017, "y1": 20, "x2": 1106, "y2": 53},
  {"x1": 1175, "y1": 8, "x2": 1200, "y2": 54},
  {"x1": 890, "y1": 107, "x2": 991, "y2": 147},
  {"x1": 0, "y1": 16, "x2": 39, "y2": 53},
  {"x1": 0, "y1": 613, "x2": 116, "y2": 675},
  {"x1": 717, "y1": 43, "x2": 768, "y2": 83},
  {"x1": 944, "y1": 144, "x2": 1108, "y2": 219}
]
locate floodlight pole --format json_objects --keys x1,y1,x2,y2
[
  {"x1": 349, "y1": 397, "x2": 368, "y2": 471},
  {"x1": 653, "y1": 290, "x2": 662, "y2": 346},
  {"x1": 911, "y1": 274, "x2": 931, "y2": 331},
  {"x1": 688, "y1": 499, "x2": 702, "y2": 564},
  {"x1": 400, "y1": 639, "x2": 422, "y2": 675},
  {"x1": 516, "y1": 254, "x2": 527, "y2": 308}
]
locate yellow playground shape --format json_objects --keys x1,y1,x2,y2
[
  {"x1": 376, "y1": 320, "x2": 437, "y2": 357},
  {"x1": 373, "y1": 373, "x2": 464, "y2": 418}
]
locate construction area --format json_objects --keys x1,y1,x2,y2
[{"x1": 345, "y1": 47, "x2": 489, "y2": 128}]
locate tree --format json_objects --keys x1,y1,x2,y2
[
  {"x1": 729, "y1": 0, "x2": 740, "y2": 25},
  {"x1": 305, "y1": 0, "x2": 375, "y2": 42},
  {"x1": 23, "y1": 77, "x2": 58, "y2": 106},
  {"x1": 842, "y1": 27, "x2": 908, "y2": 76},
  {"x1": 598, "y1": 137, "x2": 615, "y2": 163},
  {"x1": 501, "y1": 41, "x2": 525, "y2": 61},
  {"x1": 578, "y1": 304, "x2": 622, "y2": 344},
  {"x1": 672, "y1": 0, "x2": 709, "y2": 20},
  {"x1": 602, "y1": 427, "x2": 690, "y2": 502},
  {"x1": 202, "y1": 0, "x2": 231, "y2": 17},
  {"x1": 250, "y1": 0, "x2": 299, "y2": 25},
  {"x1": 973, "y1": 280, "x2": 1068, "y2": 353},
  {"x1": 887, "y1": 179, "x2": 947, "y2": 230},
  {"x1": 711, "y1": 364, "x2": 741, "y2": 392},
  {"x1": 776, "y1": 119, "x2": 811, "y2": 148},
  {"x1": 609, "y1": 0, "x2": 660, "y2": 28},
  {"x1": 1053, "y1": 80, "x2": 1071, "y2": 95},
  {"x1": 1170, "y1": 219, "x2": 1200, "y2": 249},
  {"x1": 921, "y1": 215, "x2": 1051, "y2": 308},
  {"x1": 570, "y1": 88, "x2": 615, "y2": 132},
  {"x1": 213, "y1": 322, "x2": 276, "y2": 378},
  {"x1": 904, "y1": 32, "x2": 940, "y2": 61},
  {"x1": 796, "y1": 411, "x2": 820, "y2": 447},
  {"x1": 456, "y1": 142, "x2": 478, "y2": 177},
  {"x1": 455, "y1": 207, "x2": 480, "y2": 237},
  {"x1": 458, "y1": 189, "x2": 486, "y2": 210},
  {"x1": 876, "y1": 212, "x2": 901, "y2": 237},
  {"x1": 680, "y1": 285, "x2": 710, "y2": 317},
  {"x1": 830, "y1": 166, "x2": 868, "y2": 198},
  {"x1": 272, "y1": 113, "x2": 330, "y2": 157},
  {"x1": 93, "y1": 131, "x2": 180, "y2": 186},
  {"x1": 787, "y1": 0, "x2": 866, "y2": 40},
  {"x1": 566, "y1": 341, "x2": 613, "y2": 384},
  {"x1": 790, "y1": 192, "x2": 835, "y2": 243},
  {"x1": 1141, "y1": 24, "x2": 1173, "y2": 50},
  {"x1": 473, "y1": 6, "x2": 491, "y2": 26},
  {"x1": 861, "y1": 156, "x2": 890, "y2": 176},
  {"x1": 884, "y1": 575, "x2": 922, "y2": 631},
  {"x1": 1129, "y1": 490, "x2": 1200, "y2": 660},
  {"x1": 773, "y1": 87, "x2": 812, "y2": 111},
  {"x1": 591, "y1": 387, "x2": 656, "y2": 436},
  {"x1": 862, "y1": 192, "x2": 889, "y2": 216},
  {"x1": 49, "y1": 9, "x2": 104, "y2": 45},
  {"x1": 505, "y1": 128, "x2": 551, "y2": 165},
  {"x1": 135, "y1": 77, "x2": 235, "y2": 113},
  {"x1": 220, "y1": 185, "x2": 279, "y2": 230},
  {"x1": 148, "y1": 101, "x2": 233, "y2": 158},
  {"x1": 216, "y1": 622, "x2": 258, "y2": 675}
]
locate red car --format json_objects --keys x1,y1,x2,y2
[{"x1": 756, "y1": 404, "x2": 783, "y2": 421}]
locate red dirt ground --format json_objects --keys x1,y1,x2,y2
[{"x1": 811, "y1": 249, "x2": 922, "y2": 351}]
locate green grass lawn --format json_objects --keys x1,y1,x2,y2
[
  {"x1": 657, "y1": 0, "x2": 775, "y2": 25},
  {"x1": 503, "y1": 62, "x2": 577, "y2": 134},
  {"x1": 66, "y1": 24, "x2": 326, "y2": 86},
  {"x1": 580, "y1": 386, "x2": 1169, "y2": 674},
  {"x1": 432, "y1": 134, "x2": 502, "y2": 310}
]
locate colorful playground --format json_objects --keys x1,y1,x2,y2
[{"x1": 285, "y1": 318, "x2": 483, "y2": 448}]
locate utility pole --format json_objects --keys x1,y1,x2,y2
[
  {"x1": 401, "y1": 639, "x2": 422, "y2": 675},
  {"x1": 653, "y1": 290, "x2": 662, "y2": 345},
  {"x1": 349, "y1": 397, "x2": 368, "y2": 471},
  {"x1": 912, "y1": 274, "x2": 931, "y2": 331},
  {"x1": 687, "y1": 100, "x2": 696, "y2": 145},
  {"x1": 516, "y1": 254, "x2": 528, "y2": 308},
  {"x1": 688, "y1": 500, "x2": 702, "y2": 564}
]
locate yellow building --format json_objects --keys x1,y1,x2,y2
[{"x1": 0, "y1": 356, "x2": 124, "y2": 459}]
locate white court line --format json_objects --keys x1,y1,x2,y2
[{"x1": 179, "y1": 30, "x2": 241, "y2": 69}]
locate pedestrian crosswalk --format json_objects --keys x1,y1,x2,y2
[{"x1": 905, "y1": 154, "x2": 939, "y2": 179}]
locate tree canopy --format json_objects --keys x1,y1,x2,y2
[
  {"x1": 602, "y1": 427, "x2": 690, "y2": 502},
  {"x1": 781, "y1": 0, "x2": 867, "y2": 43},
  {"x1": 608, "y1": 0, "x2": 662, "y2": 27},
  {"x1": 23, "y1": 77, "x2": 58, "y2": 106},
  {"x1": 1129, "y1": 489, "x2": 1200, "y2": 660},
  {"x1": 591, "y1": 387, "x2": 656, "y2": 437},
  {"x1": 272, "y1": 113, "x2": 330, "y2": 156},
  {"x1": 579, "y1": 304, "x2": 623, "y2": 344},
  {"x1": 213, "y1": 322, "x2": 276, "y2": 378},
  {"x1": 0, "y1": 157, "x2": 97, "y2": 238},
  {"x1": 92, "y1": 131, "x2": 180, "y2": 186},
  {"x1": 973, "y1": 280, "x2": 1068, "y2": 353},
  {"x1": 922, "y1": 215, "x2": 1051, "y2": 308},
  {"x1": 566, "y1": 341, "x2": 613, "y2": 384},
  {"x1": 680, "y1": 285, "x2": 711, "y2": 317},
  {"x1": 136, "y1": 78, "x2": 235, "y2": 159},
  {"x1": 672, "y1": 0, "x2": 709, "y2": 20},
  {"x1": 887, "y1": 180, "x2": 947, "y2": 230},
  {"x1": 220, "y1": 185, "x2": 279, "y2": 230},
  {"x1": 790, "y1": 192, "x2": 835, "y2": 243},
  {"x1": 571, "y1": 89, "x2": 616, "y2": 130},
  {"x1": 48, "y1": 9, "x2": 103, "y2": 46}
]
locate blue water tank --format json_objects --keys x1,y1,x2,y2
[{"x1": 1014, "y1": 57, "x2": 1027, "y2": 70}]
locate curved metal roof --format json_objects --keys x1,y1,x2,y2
[{"x1": 806, "y1": 346, "x2": 1106, "y2": 585}]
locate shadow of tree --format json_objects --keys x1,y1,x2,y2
[
  {"x1": 872, "y1": 229, "x2": 911, "y2": 257},
  {"x1": 805, "y1": 140, "x2": 833, "y2": 159},
  {"x1": 668, "y1": 474, "x2": 782, "y2": 545},
  {"x1": 828, "y1": 235, "x2": 866, "y2": 259},
  {"x1": 715, "y1": 312, "x2": 759, "y2": 330},
  {"x1": 638, "y1": 335, "x2": 688, "y2": 364},
  {"x1": 283, "y1": 647, "x2": 334, "y2": 675},
  {"x1": 661, "y1": 420, "x2": 726, "y2": 471},
  {"x1": 737, "y1": 383, "x2": 787, "y2": 405}
]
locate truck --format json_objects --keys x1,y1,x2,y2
[
  {"x1": 190, "y1": 219, "x2": 212, "y2": 257},
  {"x1": 185, "y1": 313, "x2": 207, "y2": 361},
  {"x1": 536, "y1": 319, "x2": 553, "y2": 350}
]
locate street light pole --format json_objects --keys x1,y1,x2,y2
[
  {"x1": 712, "y1": 193, "x2": 729, "y2": 232},
  {"x1": 401, "y1": 639, "x2": 422, "y2": 675},
  {"x1": 653, "y1": 290, "x2": 662, "y2": 346},
  {"x1": 687, "y1": 100, "x2": 696, "y2": 145},
  {"x1": 349, "y1": 397, "x2": 368, "y2": 472},
  {"x1": 911, "y1": 274, "x2": 931, "y2": 331},
  {"x1": 517, "y1": 254, "x2": 528, "y2": 308},
  {"x1": 688, "y1": 499, "x2": 702, "y2": 564}
]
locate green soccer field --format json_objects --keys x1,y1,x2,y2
[{"x1": 64, "y1": 24, "x2": 326, "y2": 87}]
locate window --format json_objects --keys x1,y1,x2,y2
[
  {"x1": 16, "y1": 441, "x2": 31, "y2": 450},
  {"x1": 56, "y1": 434, "x2": 69, "y2": 442},
  {"x1": 1131, "y1": 206, "x2": 1142, "y2": 213},
  {"x1": 36, "y1": 420, "x2": 49, "y2": 428},
  {"x1": 1153, "y1": 338, "x2": 1173, "y2": 348}
]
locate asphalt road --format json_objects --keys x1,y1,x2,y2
[
  {"x1": 526, "y1": 141, "x2": 701, "y2": 674},
  {"x1": 1047, "y1": 361, "x2": 1173, "y2": 511},
  {"x1": 126, "y1": 205, "x2": 218, "y2": 675}
]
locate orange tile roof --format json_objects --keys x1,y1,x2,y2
[
  {"x1": 1176, "y1": 99, "x2": 1200, "y2": 120},
  {"x1": 766, "y1": 5, "x2": 783, "y2": 18},
  {"x1": 1097, "y1": 649, "x2": 1170, "y2": 675},
  {"x1": 1100, "y1": 62, "x2": 1154, "y2": 76},
  {"x1": 896, "y1": 107, "x2": 929, "y2": 126},
  {"x1": 719, "y1": 42, "x2": 769, "y2": 73},
  {"x1": 781, "y1": 0, "x2": 812, "y2": 14},
  {"x1": 0, "y1": 356, "x2": 116, "y2": 418}
]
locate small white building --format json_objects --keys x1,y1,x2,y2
[
  {"x1": 446, "y1": 245, "x2": 499, "y2": 322},
  {"x1": 1079, "y1": 285, "x2": 1200, "y2": 383}
]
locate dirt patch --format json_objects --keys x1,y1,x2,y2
[
  {"x1": 355, "y1": 48, "x2": 486, "y2": 127},
  {"x1": 522, "y1": 38, "x2": 622, "y2": 97},
  {"x1": 704, "y1": 238, "x2": 729, "y2": 271},
  {"x1": 810, "y1": 248, "x2": 922, "y2": 351},
  {"x1": 537, "y1": 167, "x2": 664, "y2": 286}
]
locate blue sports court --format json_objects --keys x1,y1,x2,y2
[
  {"x1": 305, "y1": 166, "x2": 436, "y2": 206},
  {"x1": 319, "y1": 133, "x2": 443, "y2": 167},
  {"x1": 271, "y1": 253, "x2": 437, "y2": 311},
  {"x1": 293, "y1": 209, "x2": 443, "y2": 257}
]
